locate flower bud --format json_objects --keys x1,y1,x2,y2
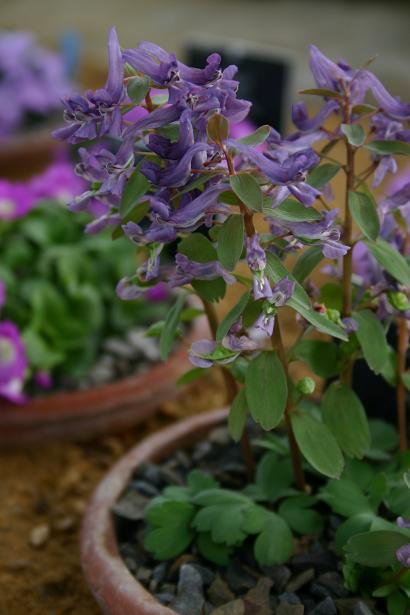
[
  {"x1": 387, "y1": 291, "x2": 410, "y2": 311},
  {"x1": 296, "y1": 377, "x2": 316, "y2": 396},
  {"x1": 326, "y1": 308, "x2": 341, "y2": 323}
]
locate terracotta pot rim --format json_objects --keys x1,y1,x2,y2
[
  {"x1": 0, "y1": 309, "x2": 208, "y2": 446},
  {"x1": 81, "y1": 408, "x2": 228, "y2": 615}
]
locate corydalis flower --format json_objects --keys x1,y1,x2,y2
[
  {"x1": 54, "y1": 27, "x2": 125, "y2": 143},
  {"x1": 309, "y1": 45, "x2": 410, "y2": 120},
  {"x1": 169, "y1": 253, "x2": 235, "y2": 288},
  {"x1": 270, "y1": 210, "x2": 349, "y2": 259},
  {"x1": 189, "y1": 339, "x2": 238, "y2": 368},
  {"x1": 254, "y1": 277, "x2": 295, "y2": 336}
]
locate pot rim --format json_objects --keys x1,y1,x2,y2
[
  {"x1": 0, "y1": 305, "x2": 208, "y2": 446},
  {"x1": 81, "y1": 408, "x2": 228, "y2": 615}
]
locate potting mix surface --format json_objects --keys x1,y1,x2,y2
[{"x1": 0, "y1": 370, "x2": 226, "y2": 615}]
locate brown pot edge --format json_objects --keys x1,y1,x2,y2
[{"x1": 80, "y1": 408, "x2": 229, "y2": 615}]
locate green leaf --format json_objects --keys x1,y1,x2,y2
[
  {"x1": 217, "y1": 215, "x2": 244, "y2": 271},
  {"x1": 308, "y1": 163, "x2": 341, "y2": 189},
  {"x1": 127, "y1": 75, "x2": 150, "y2": 104},
  {"x1": 216, "y1": 292, "x2": 250, "y2": 342},
  {"x1": 196, "y1": 533, "x2": 232, "y2": 565},
  {"x1": 353, "y1": 309, "x2": 389, "y2": 374},
  {"x1": 144, "y1": 500, "x2": 195, "y2": 560},
  {"x1": 236, "y1": 124, "x2": 271, "y2": 146},
  {"x1": 245, "y1": 351, "x2": 287, "y2": 430},
  {"x1": 300, "y1": 88, "x2": 342, "y2": 99},
  {"x1": 341, "y1": 124, "x2": 366, "y2": 147},
  {"x1": 264, "y1": 199, "x2": 321, "y2": 223},
  {"x1": 230, "y1": 174, "x2": 262, "y2": 212},
  {"x1": 112, "y1": 200, "x2": 150, "y2": 239},
  {"x1": 159, "y1": 292, "x2": 186, "y2": 360},
  {"x1": 120, "y1": 166, "x2": 150, "y2": 217},
  {"x1": 319, "y1": 282, "x2": 343, "y2": 311},
  {"x1": 254, "y1": 512, "x2": 294, "y2": 566},
  {"x1": 321, "y1": 383, "x2": 371, "y2": 459},
  {"x1": 292, "y1": 340, "x2": 342, "y2": 378},
  {"x1": 365, "y1": 140, "x2": 410, "y2": 156},
  {"x1": 22, "y1": 328, "x2": 64, "y2": 369},
  {"x1": 187, "y1": 470, "x2": 219, "y2": 493},
  {"x1": 366, "y1": 419, "x2": 399, "y2": 460},
  {"x1": 387, "y1": 590, "x2": 408, "y2": 615},
  {"x1": 292, "y1": 246, "x2": 324, "y2": 283},
  {"x1": 265, "y1": 254, "x2": 348, "y2": 341},
  {"x1": 365, "y1": 239, "x2": 410, "y2": 287},
  {"x1": 255, "y1": 451, "x2": 294, "y2": 502},
  {"x1": 193, "y1": 502, "x2": 250, "y2": 546},
  {"x1": 320, "y1": 479, "x2": 373, "y2": 517},
  {"x1": 207, "y1": 113, "x2": 229, "y2": 143},
  {"x1": 348, "y1": 191, "x2": 380, "y2": 241},
  {"x1": 228, "y1": 389, "x2": 248, "y2": 442},
  {"x1": 345, "y1": 531, "x2": 409, "y2": 567},
  {"x1": 334, "y1": 514, "x2": 375, "y2": 554},
  {"x1": 291, "y1": 412, "x2": 344, "y2": 479},
  {"x1": 278, "y1": 496, "x2": 324, "y2": 535}
]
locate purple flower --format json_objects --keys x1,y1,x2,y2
[
  {"x1": 30, "y1": 160, "x2": 85, "y2": 202},
  {"x1": 397, "y1": 517, "x2": 410, "y2": 529},
  {"x1": 231, "y1": 142, "x2": 320, "y2": 206},
  {"x1": 309, "y1": 45, "x2": 410, "y2": 120},
  {"x1": 222, "y1": 334, "x2": 258, "y2": 352},
  {"x1": 270, "y1": 211, "x2": 349, "y2": 259},
  {"x1": 0, "y1": 321, "x2": 27, "y2": 403},
  {"x1": 246, "y1": 234, "x2": 266, "y2": 272},
  {"x1": 0, "y1": 31, "x2": 71, "y2": 137},
  {"x1": 270, "y1": 277, "x2": 295, "y2": 307},
  {"x1": 141, "y1": 142, "x2": 212, "y2": 188},
  {"x1": 0, "y1": 180, "x2": 34, "y2": 220},
  {"x1": 189, "y1": 339, "x2": 238, "y2": 368},
  {"x1": 169, "y1": 253, "x2": 235, "y2": 288},
  {"x1": 254, "y1": 310, "x2": 276, "y2": 337},
  {"x1": 54, "y1": 27, "x2": 125, "y2": 143},
  {"x1": 396, "y1": 544, "x2": 410, "y2": 568},
  {"x1": 146, "y1": 282, "x2": 169, "y2": 303},
  {"x1": 35, "y1": 371, "x2": 52, "y2": 390},
  {"x1": 292, "y1": 100, "x2": 339, "y2": 133}
]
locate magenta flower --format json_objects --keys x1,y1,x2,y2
[
  {"x1": 0, "y1": 179, "x2": 34, "y2": 220},
  {"x1": 30, "y1": 160, "x2": 85, "y2": 202},
  {"x1": 0, "y1": 321, "x2": 27, "y2": 403}
]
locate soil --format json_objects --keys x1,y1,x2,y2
[
  {"x1": 0, "y1": 369, "x2": 227, "y2": 615},
  {"x1": 114, "y1": 427, "x2": 386, "y2": 615}
]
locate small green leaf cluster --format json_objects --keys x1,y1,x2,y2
[{"x1": 144, "y1": 456, "x2": 322, "y2": 567}]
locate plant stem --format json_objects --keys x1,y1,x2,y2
[
  {"x1": 397, "y1": 316, "x2": 408, "y2": 451},
  {"x1": 272, "y1": 318, "x2": 306, "y2": 491},
  {"x1": 341, "y1": 118, "x2": 356, "y2": 385},
  {"x1": 201, "y1": 298, "x2": 255, "y2": 476}
]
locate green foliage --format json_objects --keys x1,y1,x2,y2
[
  {"x1": 345, "y1": 531, "x2": 409, "y2": 567},
  {"x1": 207, "y1": 113, "x2": 229, "y2": 143},
  {"x1": 321, "y1": 383, "x2": 371, "y2": 459},
  {"x1": 159, "y1": 292, "x2": 186, "y2": 360},
  {"x1": 245, "y1": 351, "x2": 287, "y2": 430},
  {"x1": 1, "y1": 202, "x2": 171, "y2": 387},
  {"x1": 217, "y1": 215, "x2": 244, "y2": 271},
  {"x1": 291, "y1": 411, "x2": 344, "y2": 479},
  {"x1": 179, "y1": 235, "x2": 226, "y2": 302},
  {"x1": 353, "y1": 309, "x2": 389, "y2": 374},
  {"x1": 230, "y1": 173, "x2": 263, "y2": 212},
  {"x1": 228, "y1": 388, "x2": 248, "y2": 442},
  {"x1": 127, "y1": 75, "x2": 150, "y2": 105},
  {"x1": 236, "y1": 125, "x2": 271, "y2": 146},
  {"x1": 348, "y1": 191, "x2": 380, "y2": 240},
  {"x1": 292, "y1": 339, "x2": 342, "y2": 378},
  {"x1": 366, "y1": 239, "x2": 410, "y2": 287},
  {"x1": 216, "y1": 292, "x2": 250, "y2": 342},
  {"x1": 292, "y1": 246, "x2": 324, "y2": 283},
  {"x1": 341, "y1": 124, "x2": 366, "y2": 147},
  {"x1": 307, "y1": 163, "x2": 341, "y2": 189},
  {"x1": 119, "y1": 165, "x2": 150, "y2": 217}
]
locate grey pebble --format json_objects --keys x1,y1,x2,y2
[
  {"x1": 286, "y1": 568, "x2": 315, "y2": 593},
  {"x1": 171, "y1": 564, "x2": 205, "y2": 615},
  {"x1": 310, "y1": 597, "x2": 337, "y2": 615},
  {"x1": 353, "y1": 603, "x2": 375, "y2": 615}
]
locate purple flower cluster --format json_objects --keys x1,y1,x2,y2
[{"x1": 0, "y1": 31, "x2": 72, "y2": 137}]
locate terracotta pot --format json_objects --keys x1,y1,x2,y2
[
  {"x1": 81, "y1": 408, "x2": 228, "y2": 615},
  {"x1": 0, "y1": 314, "x2": 208, "y2": 448},
  {"x1": 0, "y1": 124, "x2": 64, "y2": 180}
]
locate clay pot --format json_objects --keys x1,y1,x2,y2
[
  {"x1": 0, "y1": 315, "x2": 208, "y2": 447},
  {"x1": 0, "y1": 125, "x2": 63, "y2": 180},
  {"x1": 81, "y1": 408, "x2": 227, "y2": 615}
]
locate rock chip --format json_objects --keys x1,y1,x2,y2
[
  {"x1": 279, "y1": 592, "x2": 301, "y2": 605},
  {"x1": 243, "y1": 577, "x2": 273, "y2": 615},
  {"x1": 208, "y1": 576, "x2": 235, "y2": 606},
  {"x1": 210, "y1": 599, "x2": 245, "y2": 615},
  {"x1": 112, "y1": 489, "x2": 148, "y2": 521},
  {"x1": 310, "y1": 571, "x2": 349, "y2": 599},
  {"x1": 171, "y1": 564, "x2": 205, "y2": 615},
  {"x1": 263, "y1": 565, "x2": 291, "y2": 593},
  {"x1": 29, "y1": 524, "x2": 50, "y2": 548},
  {"x1": 276, "y1": 603, "x2": 304, "y2": 615},
  {"x1": 286, "y1": 568, "x2": 315, "y2": 593},
  {"x1": 353, "y1": 602, "x2": 375, "y2": 615},
  {"x1": 310, "y1": 597, "x2": 337, "y2": 615}
]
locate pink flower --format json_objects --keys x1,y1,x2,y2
[{"x1": 0, "y1": 179, "x2": 34, "y2": 220}]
